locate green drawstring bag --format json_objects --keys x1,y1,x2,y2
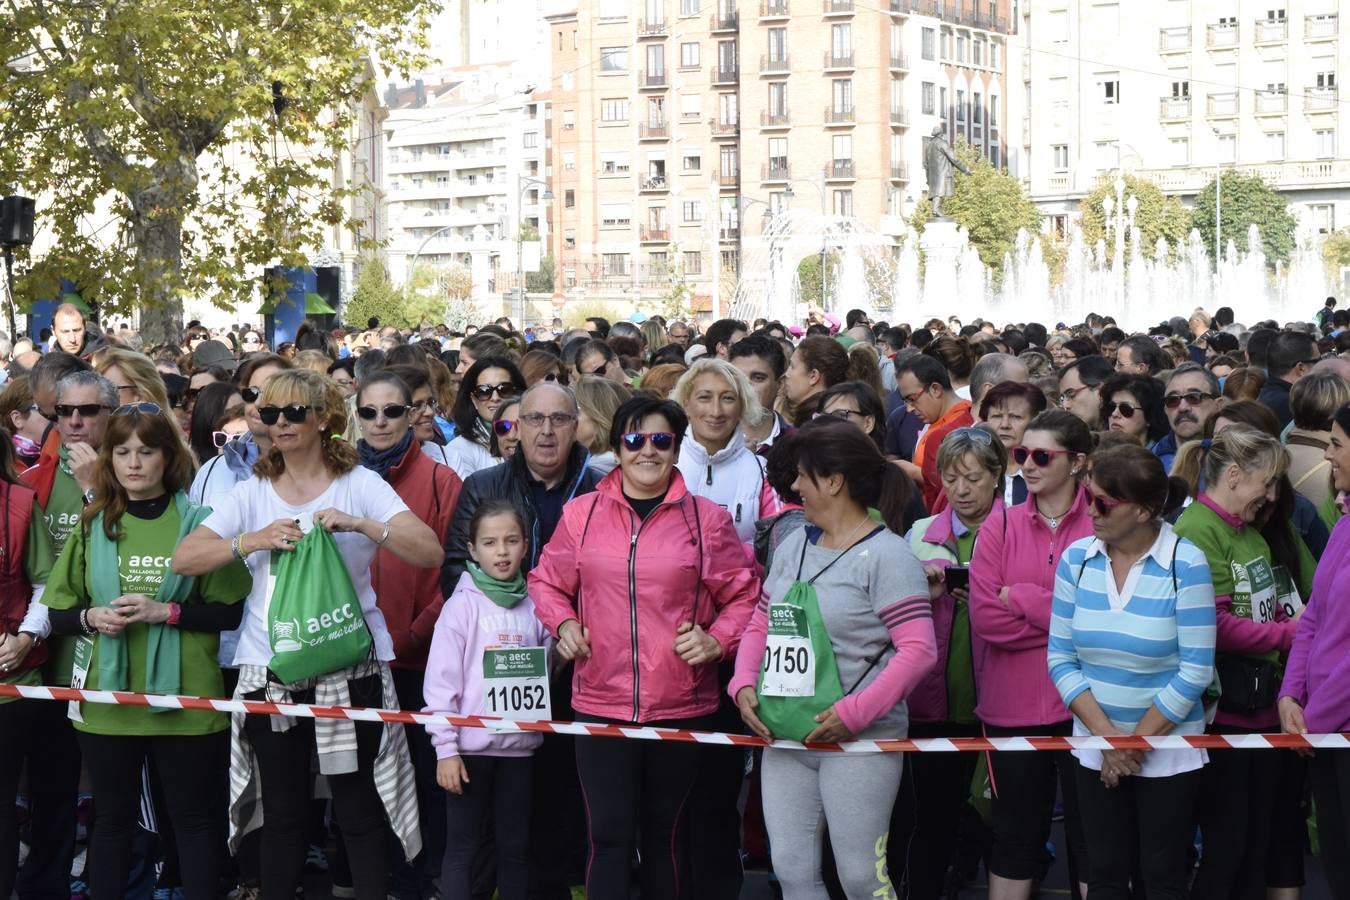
[
  {"x1": 266, "y1": 527, "x2": 371, "y2": 683},
  {"x1": 756, "y1": 579, "x2": 845, "y2": 741}
]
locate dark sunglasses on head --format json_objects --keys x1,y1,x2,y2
[
  {"x1": 212, "y1": 431, "x2": 245, "y2": 448},
  {"x1": 114, "y1": 402, "x2": 162, "y2": 417},
  {"x1": 54, "y1": 403, "x2": 110, "y2": 419},
  {"x1": 1104, "y1": 401, "x2": 1139, "y2": 419},
  {"x1": 240, "y1": 387, "x2": 261, "y2": 405},
  {"x1": 1011, "y1": 446, "x2": 1072, "y2": 467},
  {"x1": 258, "y1": 404, "x2": 315, "y2": 425},
  {"x1": 1084, "y1": 485, "x2": 1126, "y2": 517},
  {"x1": 1162, "y1": 390, "x2": 1216, "y2": 409},
  {"x1": 621, "y1": 431, "x2": 675, "y2": 452},
  {"x1": 494, "y1": 419, "x2": 517, "y2": 436},
  {"x1": 356, "y1": 404, "x2": 409, "y2": 421},
  {"x1": 471, "y1": 382, "x2": 520, "y2": 401}
]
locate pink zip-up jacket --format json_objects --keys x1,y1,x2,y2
[
  {"x1": 968, "y1": 486, "x2": 1094, "y2": 727},
  {"x1": 423, "y1": 573, "x2": 551, "y2": 759},
  {"x1": 529, "y1": 468, "x2": 760, "y2": 724}
]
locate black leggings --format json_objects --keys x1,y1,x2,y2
[
  {"x1": 0, "y1": 698, "x2": 36, "y2": 900},
  {"x1": 895, "y1": 720, "x2": 982, "y2": 900},
  {"x1": 19, "y1": 696, "x2": 81, "y2": 900},
  {"x1": 441, "y1": 754, "x2": 534, "y2": 900},
  {"x1": 243, "y1": 674, "x2": 387, "y2": 900},
  {"x1": 77, "y1": 729, "x2": 229, "y2": 900},
  {"x1": 573, "y1": 713, "x2": 708, "y2": 900},
  {"x1": 1312, "y1": 749, "x2": 1350, "y2": 898}
]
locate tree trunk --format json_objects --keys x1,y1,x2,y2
[{"x1": 127, "y1": 156, "x2": 194, "y2": 347}]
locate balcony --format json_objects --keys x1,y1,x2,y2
[
  {"x1": 639, "y1": 70, "x2": 668, "y2": 90},
  {"x1": 823, "y1": 0, "x2": 854, "y2": 15},
  {"x1": 760, "y1": 110, "x2": 791, "y2": 128},
  {"x1": 889, "y1": 107, "x2": 909, "y2": 126},
  {"x1": 639, "y1": 175, "x2": 669, "y2": 193},
  {"x1": 1133, "y1": 159, "x2": 1350, "y2": 193},
  {"x1": 1159, "y1": 26, "x2": 1191, "y2": 52},
  {"x1": 711, "y1": 67, "x2": 739, "y2": 86},
  {"x1": 1307, "y1": 88, "x2": 1338, "y2": 112},
  {"x1": 1206, "y1": 23, "x2": 1238, "y2": 48},
  {"x1": 637, "y1": 18, "x2": 667, "y2": 37},
  {"x1": 889, "y1": 52, "x2": 909, "y2": 70},
  {"x1": 1255, "y1": 91, "x2": 1288, "y2": 115},
  {"x1": 710, "y1": 120, "x2": 739, "y2": 139},
  {"x1": 639, "y1": 226, "x2": 670, "y2": 242},
  {"x1": 825, "y1": 106, "x2": 855, "y2": 125},
  {"x1": 1306, "y1": 14, "x2": 1338, "y2": 40},
  {"x1": 826, "y1": 159, "x2": 856, "y2": 180},
  {"x1": 760, "y1": 0, "x2": 790, "y2": 17},
  {"x1": 719, "y1": 226, "x2": 741, "y2": 242},
  {"x1": 889, "y1": 0, "x2": 921, "y2": 12},
  {"x1": 760, "y1": 54, "x2": 791, "y2": 75},
  {"x1": 824, "y1": 51, "x2": 855, "y2": 70},
  {"x1": 889, "y1": 162, "x2": 909, "y2": 181},
  {"x1": 761, "y1": 163, "x2": 791, "y2": 182},
  {"x1": 718, "y1": 170, "x2": 739, "y2": 187},
  {"x1": 1206, "y1": 92, "x2": 1239, "y2": 117},
  {"x1": 639, "y1": 122, "x2": 670, "y2": 140},
  {"x1": 1159, "y1": 96, "x2": 1192, "y2": 120},
  {"x1": 1254, "y1": 18, "x2": 1288, "y2": 43},
  {"x1": 710, "y1": 11, "x2": 739, "y2": 32}
]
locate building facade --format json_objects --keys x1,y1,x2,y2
[{"x1": 1018, "y1": 0, "x2": 1346, "y2": 235}]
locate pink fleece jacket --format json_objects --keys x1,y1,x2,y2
[
  {"x1": 968, "y1": 486, "x2": 1094, "y2": 727},
  {"x1": 1281, "y1": 517, "x2": 1350, "y2": 733},
  {"x1": 423, "y1": 573, "x2": 551, "y2": 759}
]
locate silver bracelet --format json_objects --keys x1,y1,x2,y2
[
  {"x1": 231, "y1": 534, "x2": 246, "y2": 560},
  {"x1": 376, "y1": 521, "x2": 391, "y2": 546}
]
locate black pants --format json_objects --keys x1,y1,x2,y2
[
  {"x1": 1312, "y1": 749, "x2": 1350, "y2": 898},
  {"x1": 528, "y1": 665, "x2": 585, "y2": 899},
  {"x1": 389, "y1": 666, "x2": 444, "y2": 899},
  {"x1": 1191, "y1": 726, "x2": 1286, "y2": 900},
  {"x1": 984, "y1": 722, "x2": 1089, "y2": 883},
  {"x1": 1267, "y1": 749, "x2": 1308, "y2": 888},
  {"x1": 0, "y1": 699, "x2": 36, "y2": 900},
  {"x1": 688, "y1": 678, "x2": 747, "y2": 900},
  {"x1": 573, "y1": 713, "x2": 708, "y2": 900},
  {"x1": 77, "y1": 730, "x2": 229, "y2": 900},
  {"x1": 895, "y1": 720, "x2": 981, "y2": 900},
  {"x1": 441, "y1": 755, "x2": 533, "y2": 900},
  {"x1": 18, "y1": 695, "x2": 81, "y2": 900},
  {"x1": 1075, "y1": 764, "x2": 1201, "y2": 900},
  {"x1": 243, "y1": 674, "x2": 387, "y2": 900}
]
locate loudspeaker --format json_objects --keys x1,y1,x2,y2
[{"x1": 0, "y1": 196, "x2": 35, "y2": 247}]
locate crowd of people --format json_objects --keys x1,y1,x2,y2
[{"x1": 1, "y1": 297, "x2": 1350, "y2": 900}]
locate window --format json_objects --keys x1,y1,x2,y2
[
  {"x1": 435, "y1": 174, "x2": 449, "y2": 186},
  {"x1": 956, "y1": 89, "x2": 966, "y2": 122},
  {"x1": 1169, "y1": 137, "x2": 1190, "y2": 165},
  {"x1": 1266, "y1": 9, "x2": 1286, "y2": 21},
  {"x1": 411, "y1": 147, "x2": 424, "y2": 161},
  {"x1": 682, "y1": 152, "x2": 701, "y2": 172},
  {"x1": 647, "y1": 97, "x2": 666, "y2": 126},
  {"x1": 989, "y1": 96, "x2": 999, "y2": 127},
  {"x1": 922, "y1": 82, "x2": 936, "y2": 115},
  {"x1": 683, "y1": 251, "x2": 702, "y2": 274},
  {"x1": 563, "y1": 150, "x2": 576, "y2": 171},
  {"x1": 564, "y1": 189, "x2": 575, "y2": 208},
  {"x1": 600, "y1": 203, "x2": 632, "y2": 226},
  {"x1": 973, "y1": 92, "x2": 983, "y2": 124},
  {"x1": 1309, "y1": 204, "x2": 1335, "y2": 235},
  {"x1": 832, "y1": 190, "x2": 853, "y2": 217},
  {"x1": 957, "y1": 34, "x2": 967, "y2": 63},
  {"x1": 648, "y1": 252, "x2": 668, "y2": 275},
  {"x1": 989, "y1": 144, "x2": 1000, "y2": 169},
  {"x1": 718, "y1": 40, "x2": 737, "y2": 74},
  {"x1": 1048, "y1": 9, "x2": 1069, "y2": 42},
  {"x1": 831, "y1": 23, "x2": 851, "y2": 57},
  {"x1": 1315, "y1": 70, "x2": 1337, "y2": 89},
  {"x1": 720, "y1": 145, "x2": 738, "y2": 177},
  {"x1": 921, "y1": 27, "x2": 936, "y2": 60},
  {"x1": 682, "y1": 200, "x2": 704, "y2": 222},
  {"x1": 1266, "y1": 131, "x2": 1285, "y2": 160},
  {"x1": 1094, "y1": 141, "x2": 1117, "y2": 170},
  {"x1": 973, "y1": 38, "x2": 984, "y2": 66},
  {"x1": 832, "y1": 134, "x2": 852, "y2": 163},
  {"x1": 647, "y1": 44, "x2": 665, "y2": 77},
  {"x1": 1315, "y1": 129, "x2": 1336, "y2": 159},
  {"x1": 599, "y1": 152, "x2": 631, "y2": 174},
  {"x1": 768, "y1": 137, "x2": 788, "y2": 169},
  {"x1": 940, "y1": 86, "x2": 948, "y2": 120},
  {"x1": 1052, "y1": 144, "x2": 1069, "y2": 170},
  {"x1": 719, "y1": 92, "x2": 738, "y2": 125},
  {"x1": 601, "y1": 98, "x2": 629, "y2": 122},
  {"x1": 1217, "y1": 133, "x2": 1236, "y2": 162},
  {"x1": 601, "y1": 253, "x2": 631, "y2": 276},
  {"x1": 680, "y1": 0, "x2": 698, "y2": 14},
  {"x1": 648, "y1": 206, "x2": 667, "y2": 229},
  {"x1": 768, "y1": 82, "x2": 788, "y2": 116},
  {"x1": 768, "y1": 27, "x2": 787, "y2": 61},
  {"x1": 680, "y1": 93, "x2": 701, "y2": 119},
  {"x1": 562, "y1": 110, "x2": 575, "y2": 130},
  {"x1": 1100, "y1": 76, "x2": 1121, "y2": 104},
  {"x1": 680, "y1": 42, "x2": 700, "y2": 68},
  {"x1": 523, "y1": 132, "x2": 538, "y2": 149},
  {"x1": 600, "y1": 47, "x2": 628, "y2": 72},
  {"x1": 832, "y1": 79, "x2": 853, "y2": 114},
  {"x1": 1050, "y1": 76, "x2": 1069, "y2": 108}
]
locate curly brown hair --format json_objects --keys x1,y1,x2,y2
[{"x1": 252, "y1": 369, "x2": 357, "y2": 480}]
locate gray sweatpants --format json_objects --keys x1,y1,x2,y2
[{"x1": 761, "y1": 747, "x2": 905, "y2": 900}]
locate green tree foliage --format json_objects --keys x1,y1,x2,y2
[
  {"x1": 0, "y1": 0, "x2": 429, "y2": 344},
  {"x1": 343, "y1": 257, "x2": 406, "y2": 328},
  {"x1": 1078, "y1": 174, "x2": 1192, "y2": 263},
  {"x1": 1192, "y1": 170, "x2": 1297, "y2": 266},
  {"x1": 796, "y1": 251, "x2": 839, "y2": 309},
  {"x1": 1323, "y1": 229, "x2": 1350, "y2": 288},
  {"x1": 939, "y1": 141, "x2": 1042, "y2": 273},
  {"x1": 527, "y1": 253, "x2": 556, "y2": 294}
]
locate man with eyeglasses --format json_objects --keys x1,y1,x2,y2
[
  {"x1": 896, "y1": 354, "x2": 973, "y2": 510},
  {"x1": 1258, "y1": 330, "x2": 1321, "y2": 430},
  {"x1": 1154, "y1": 363, "x2": 1221, "y2": 473},
  {"x1": 1057, "y1": 356, "x2": 1114, "y2": 429}
]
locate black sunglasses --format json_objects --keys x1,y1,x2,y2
[
  {"x1": 240, "y1": 387, "x2": 261, "y2": 405},
  {"x1": 621, "y1": 431, "x2": 675, "y2": 452},
  {"x1": 54, "y1": 403, "x2": 110, "y2": 419},
  {"x1": 258, "y1": 404, "x2": 315, "y2": 425},
  {"x1": 470, "y1": 382, "x2": 520, "y2": 401},
  {"x1": 1162, "y1": 390, "x2": 1216, "y2": 410},
  {"x1": 1104, "y1": 401, "x2": 1139, "y2": 419},
  {"x1": 356, "y1": 404, "x2": 409, "y2": 421}
]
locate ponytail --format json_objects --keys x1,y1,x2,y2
[
  {"x1": 1161, "y1": 476, "x2": 1190, "y2": 517},
  {"x1": 876, "y1": 460, "x2": 917, "y2": 536}
]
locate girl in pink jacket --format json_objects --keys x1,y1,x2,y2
[{"x1": 424, "y1": 500, "x2": 551, "y2": 900}]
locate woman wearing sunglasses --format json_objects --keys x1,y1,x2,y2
[
  {"x1": 42, "y1": 404, "x2": 251, "y2": 900},
  {"x1": 1172, "y1": 424, "x2": 1310, "y2": 900},
  {"x1": 530, "y1": 395, "x2": 759, "y2": 900},
  {"x1": 1048, "y1": 444, "x2": 1215, "y2": 900},
  {"x1": 187, "y1": 382, "x2": 243, "y2": 466},
  {"x1": 490, "y1": 398, "x2": 522, "y2": 460},
  {"x1": 445, "y1": 356, "x2": 526, "y2": 479},
  {"x1": 1097, "y1": 374, "x2": 1168, "y2": 451},
  {"x1": 172, "y1": 369, "x2": 443, "y2": 900},
  {"x1": 969, "y1": 409, "x2": 1095, "y2": 900}
]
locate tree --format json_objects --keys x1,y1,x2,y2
[
  {"x1": 1192, "y1": 170, "x2": 1298, "y2": 266},
  {"x1": 0, "y1": 0, "x2": 429, "y2": 344},
  {"x1": 939, "y1": 140, "x2": 1042, "y2": 273},
  {"x1": 796, "y1": 251, "x2": 839, "y2": 310},
  {"x1": 1077, "y1": 174, "x2": 1192, "y2": 263},
  {"x1": 527, "y1": 252, "x2": 556, "y2": 293},
  {"x1": 1323, "y1": 229, "x2": 1350, "y2": 288},
  {"x1": 343, "y1": 257, "x2": 406, "y2": 329}
]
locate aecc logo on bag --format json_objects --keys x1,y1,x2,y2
[{"x1": 271, "y1": 602, "x2": 359, "y2": 653}]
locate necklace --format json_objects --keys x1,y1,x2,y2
[
  {"x1": 823, "y1": 513, "x2": 872, "y2": 550},
  {"x1": 1036, "y1": 495, "x2": 1074, "y2": 530}
]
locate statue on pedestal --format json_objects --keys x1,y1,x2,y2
[{"x1": 923, "y1": 126, "x2": 970, "y2": 219}]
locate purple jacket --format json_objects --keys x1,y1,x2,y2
[
  {"x1": 1281, "y1": 516, "x2": 1350, "y2": 733},
  {"x1": 968, "y1": 486, "x2": 1094, "y2": 727}
]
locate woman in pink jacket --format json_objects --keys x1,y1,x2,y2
[
  {"x1": 968, "y1": 409, "x2": 1094, "y2": 900},
  {"x1": 528, "y1": 395, "x2": 760, "y2": 900}
]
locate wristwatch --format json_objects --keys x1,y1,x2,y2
[{"x1": 82, "y1": 489, "x2": 96, "y2": 505}]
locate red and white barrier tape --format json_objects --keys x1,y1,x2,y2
[{"x1": 0, "y1": 682, "x2": 1337, "y2": 752}]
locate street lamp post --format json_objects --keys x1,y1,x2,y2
[
  {"x1": 784, "y1": 177, "x2": 827, "y2": 310},
  {"x1": 515, "y1": 175, "x2": 553, "y2": 328},
  {"x1": 407, "y1": 224, "x2": 458, "y2": 290},
  {"x1": 739, "y1": 195, "x2": 777, "y2": 322}
]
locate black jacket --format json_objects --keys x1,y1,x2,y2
[{"x1": 440, "y1": 442, "x2": 600, "y2": 596}]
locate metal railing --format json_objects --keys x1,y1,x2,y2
[
  {"x1": 824, "y1": 51, "x2": 855, "y2": 69},
  {"x1": 1254, "y1": 18, "x2": 1287, "y2": 42},
  {"x1": 1159, "y1": 96, "x2": 1192, "y2": 119},
  {"x1": 825, "y1": 106, "x2": 855, "y2": 124},
  {"x1": 1306, "y1": 14, "x2": 1338, "y2": 40},
  {"x1": 1206, "y1": 23, "x2": 1238, "y2": 47},
  {"x1": 638, "y1": 122, "x2": 669, "y2": 139}
]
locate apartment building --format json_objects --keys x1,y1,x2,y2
[
  {"x1": 1017, "y1": 0, "x2": 1347, "y2": 235},
  {"x1": 546, "y1": 0, "x2": 1013, "y2": 309},
  {"x1": 382, "y1": 67, "x2": 548, "y2": 303}
]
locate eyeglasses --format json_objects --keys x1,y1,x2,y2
[
  {"x1": 114, "y1": 402, "x2": 162, "y2": 417},
  {"x1": 518, "y1": 411, "x2": 578, "y2": 429},
  {"x1": 814, "y1": 408, "x2": 865, "y2": 421},
  {"x1": 1059, "y1": 385, "x2": 1095, "y2": 404},
  {"x1": 901, "y1": 390, "x2": 927, "y2": 407},
  {"x1": 241, "y1": 336, "x2": 261, "y2": 345},
  {"x1": 356, "y1": 404, "x2": 409, "y2": 421},
  {"x1": 240, "y1": 387, "x2": 262, "y2": 405},
  {"x1": 1011, "y1": 446, "x2": 1073, "y2": 467},
  {"x1": 541, "y1": 372, "x2": 562, "y2": 383},
  {"x1": 621, "y1": 431, "x2": 676, "y2": 452},
  {"x1": 212, "y1": 431, "x2": 245, "y2": 448},
  {"x1": 580, "y1": 362, "x2": 610, "y2": 377},
  {"x1": 1084, "y1": 485, "x2": 1126, "y2": 517},
  {"x1": 470, "y1": 382, "x2": 520, "y2": 401},
  {"x1": 54, "y1": 403, "x2": 110, "y2": 419},
  {"x1": 411, "y1": 397, "x2": 439, "y2": 414},
  {"x1": 1163, "y1": 390, "x2": 1217, "y2": 410},
  {"x1": 1104, "y1": 401, "x2": 1139, "y2": 419},
  {"x1": 494, "y1": 419, "x2": 517, "y2": 436},
  {"x1": 258, "y1": 404, "x2": 315, "y2": 425}
]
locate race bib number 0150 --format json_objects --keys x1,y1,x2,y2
[
  {"x1": 760, "y1": 605, "x2": 816, "y2": 698},
  {"x1": 481, "y1": 647, "x2": 551, "y2": 721}
]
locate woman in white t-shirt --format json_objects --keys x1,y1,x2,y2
[{"x1": 173, "y1": 368, "x2": 442, "y2": 900}]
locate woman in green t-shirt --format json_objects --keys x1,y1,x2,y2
[{"x1": 43, "y1": 403, "x2": 250, "y2": 900}]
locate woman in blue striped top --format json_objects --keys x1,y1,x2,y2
[{"x1": 1047, "y1": 444, "x2": 1216, "y2": 900}]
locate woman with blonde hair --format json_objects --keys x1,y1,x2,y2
[
  {"x1": 96, "y1": 348, "x2": 172, "y2": 413},
  {"x1": 294, "y1": 349, "x2": 332, "y2": 376},
  {"x1": 519, "y1": 349, "x2": 565, "y2": 388},
  {"x1": 573, "y1": 375, "x2": 631, "y2": 477}
]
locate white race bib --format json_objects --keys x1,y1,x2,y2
[
  {"x1": 1273, "y1": 565, "x2": 1305, "y2": 621},
  {"x1": 760, "y1": 604, "x2": 816, "y2": 698},
  {"x1": 69, "y1": 635, "x2": 93, "y2": 724},
  {"x1": 481, "y1": 647, "x2": 551, "y2": 721}
]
